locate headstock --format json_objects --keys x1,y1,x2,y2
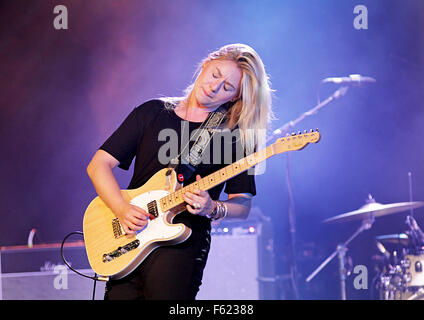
[{"x1": 272, "y1": 129, "x2": 321, "y2": 154}]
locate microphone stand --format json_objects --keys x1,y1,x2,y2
[
  {"x1": 267, "y1": 86, "x2": 349, "y2": 299},
  {"x1": 268, "y1": 86, "x2": 349, "y2": 139}
]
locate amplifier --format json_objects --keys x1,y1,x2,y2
[
  {"x1": 0, "y1": 241, "x2": 105, "y2": 300},
  {"x1": 197, "y1": 213, "x2": 277, "y2": 300}
]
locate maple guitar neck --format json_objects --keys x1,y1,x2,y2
[
  {"x1": 158, "y1": 128, "x2": 321, "y2": 212},
  {"x1": 159, "y1": 144, "x2": 274, "y2": 212}
]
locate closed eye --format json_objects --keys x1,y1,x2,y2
[{"x1": 213, "y1": 68, "x2": 234, "y2": 91}]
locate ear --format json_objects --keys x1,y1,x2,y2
[{"x1": 230, "y1": 96, "x2": 240, "y2": 102}]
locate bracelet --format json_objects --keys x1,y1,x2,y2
[{"x1": 206, "y1": 200, "x2": 228, "y2": 221}]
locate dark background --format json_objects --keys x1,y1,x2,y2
[{"x1": 1, "y1": 0, "x2": 423, "y2": 299}]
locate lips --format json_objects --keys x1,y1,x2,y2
[{"x1": 202, "y1": 87, "x2": 213, "y2": 98}]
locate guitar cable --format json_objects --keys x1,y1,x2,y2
[{"x1": 60, "y1": 231, "x2": 103, "y2": 300}]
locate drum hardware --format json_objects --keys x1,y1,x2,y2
[
  {"x1": 306, "y1": 194, "x2": 424, "y2": 300},
  {"x1": 375, "y1": 213, "x2": 424, "y2": 299},
  {"x1": 323, "y1": 194, "x2": 424, "y2": 224},
  {"x1": 306, "y1": 210, "x2": 375, "y2": 300},
  {"x1": 375, "y1": 233, "x2": 410, "y2": 247}
]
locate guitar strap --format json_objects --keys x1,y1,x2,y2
[{"x1": 170, "y1": 103, "x2": 230, "y2": 184}]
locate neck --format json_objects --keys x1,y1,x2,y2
[{"x1": 176, "y1": 98, "x2": 218, "y2": 122}]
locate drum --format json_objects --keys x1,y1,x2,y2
[
  {"x1": 401, "y1": 253, "x2": 424, "y2": 287},
  {"x1": 376, "y1": 248, "x2": 424, "y2": 300}
]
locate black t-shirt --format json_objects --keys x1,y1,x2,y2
[{"x1": 99, "y1": 99, "x2": 256, "y2": 233}]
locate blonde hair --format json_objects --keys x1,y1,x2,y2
[{"x1": 162, "y1": 43, "x2": 275, "y2": 154}]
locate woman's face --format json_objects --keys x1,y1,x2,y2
[{"x1": 193, "y1": 59, "x2": 242, "y2": 110}]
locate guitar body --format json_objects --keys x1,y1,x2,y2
[{"x1": 83, "y1": 168, "x2": 190, "y2": 280}]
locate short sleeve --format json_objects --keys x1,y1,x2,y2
[
  {"x1": 99, "y1": 107, "x2": 142, "y2": 170},
  {"x1": 224, "y1": 169, "x2": 256, "y2": 196}
]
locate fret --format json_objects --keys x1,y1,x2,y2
[
  {"x1": 174, "y1": 191, "x2": 180, "y2": 203},
  {"x1": 167, "y1": 195, "x2": 174, "y2": 206},
  {"x1": 237, "y1": 158, "x2": 247, "y2": 172},
  {"x1": 199, "y1": 179, "x2": 206, "y2": 190},
  {"x1": 226, "y1": 165, "x2": 233, "y2": 176},
  {"x1": 219, "y1": 168, "x2": 227, "y2": 180},
  {"x1": 193, "y1": 181, "x2": 200, "y2": 190},
  {"x1": 214, "y1": 171, "x2": 220, "y2": 182},
  {"x1": 232, "y1": 162, "x2": 240, "y2": 173},
  {"x1": 160, "y1": 198, "x2": 166, "y2": 211}
]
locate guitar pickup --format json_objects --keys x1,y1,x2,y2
[
  {"x1": 147, "y1": 200, "x2": 159, "y2": 217},
  {"x1": 102, "y1": 239, "x2": 140, "y2": 263}
]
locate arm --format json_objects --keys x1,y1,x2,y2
[
  {"x1": 182, "y1": 175, "x2": 253, "y2": 220},
  {"x1": 224, "y1": 193, "x2": 253, "y2": 220},
  {"x1": 87, "y1": 149, "x2": 150, "y2": 234}
]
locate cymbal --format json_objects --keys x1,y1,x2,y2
[
  {"x1": 323, "y1": 201, "x2": 424, "y2": 224},
  {"x1": 376, "y1": 233, "x2": 411, "y2": 246}
]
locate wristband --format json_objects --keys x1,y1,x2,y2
[{"x1": 206, "y1": 200, "x2": 228, "y2": 221}]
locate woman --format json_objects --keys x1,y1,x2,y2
[{"x1": 87, "y1": 43, "x2": 274, "y2": 299}]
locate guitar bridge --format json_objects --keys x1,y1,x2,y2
[{"x1": 102, "y1": 239, "x2": 140, "y2": 263}]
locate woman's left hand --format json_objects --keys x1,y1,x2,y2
[{"x1": 182, "y1": 175, "x2": 215, "y2": 217}]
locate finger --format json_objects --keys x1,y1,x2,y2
[
  {"x1": 131, "y1": 206, "x2": 149, "y2": 218},
  {"x1": 127, "y1": 211, "x2": 147, "y2": 224},
  {"x1": 135, "y1": 212, "x2": 148, "y2": 221},
  {"x1": 129, "y1": 219, "x2": 147, "y2": 230},
  {"x1": 130, "y1": 216, "x2": 148, "y2": 227},
  {"x1": 123, "y1": 224, "x2": 135, "y2": 235},
  {"x1": 186, "y1": 204, "x2": 197, "y2": 214},
  {"x1": 196, "y1": 174, "x2": 202, "y2": 181},
  {"x1": 195, "y1": 189, "x2": 208, "y2": 197},
  {"x1": 184, "y1": 196, "x2": 203, "y2": 212},
  {"x1": 184, "y1": 192, "x2": 203, "y2": 203},
  {"x1": 188, "y1": 188, "x2": 209, "y2": 201},
  {"x1": 182, "y1": 193, "x2": 194, "y2": 204}
]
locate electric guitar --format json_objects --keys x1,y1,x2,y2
[{"x1": 83, "y1": 130, "x2": 321, "y2": 280}]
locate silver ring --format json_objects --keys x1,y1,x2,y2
[{"x1": 193, "y1": 203, "x2": 201, "y2": 209}]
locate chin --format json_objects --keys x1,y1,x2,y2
[{"x1": 195, "y1": 92, "x2": 212, "y2": 106}]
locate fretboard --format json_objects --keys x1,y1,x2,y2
[{"x1": 159, "y1": 145, "x2": 275, "y2": 212}]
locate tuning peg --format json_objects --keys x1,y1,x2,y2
[
  {"x1": 285, "y1": 133, "x2": 290, "y2": 137},
  {"x1": 298, "y1": 131, "x2": 301, "y2": 135},
  {"x1": 304, "y1": 130, "x2": 307, "y2": 134},
  {"x1": 316, "y1": 128, "x2": 319, "y2": 132},
  {"x1": 291, "y1": 132, "x2": 296, "y2": 136},
  {"x1": 309, "y1": 129, "x2": 314, "y2": 132}
]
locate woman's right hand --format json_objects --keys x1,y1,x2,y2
[{"x1": 115, "y1": 202, "x2": 152, "y2": 235}]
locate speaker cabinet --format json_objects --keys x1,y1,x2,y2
[
  {"x1": 0, "y1": 242, "x2": 105, "y2": 300},
  {"x1": 197, "y1": 219, "x2": 277, "y2": 300}
]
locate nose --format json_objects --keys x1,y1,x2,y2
[{"x1": 209, "y1": 79, "x2": 223, "y2": 93}]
